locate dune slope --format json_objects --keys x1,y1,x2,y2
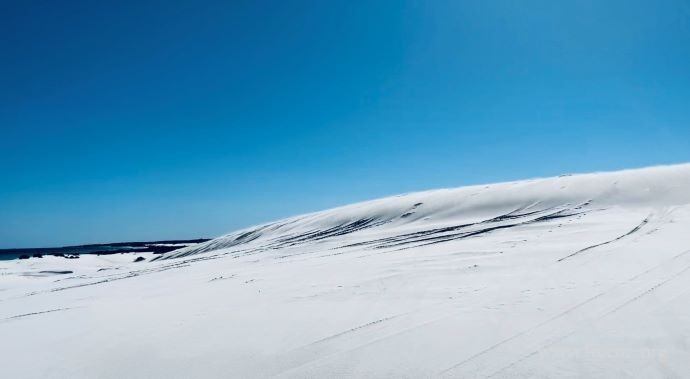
[{"x1": 2, "y1": 164, "x2": 690, "y2": 378}]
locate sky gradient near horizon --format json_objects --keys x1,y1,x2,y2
[{"x1": 2, "y1": 0, "x2": 690, "y2": 248}]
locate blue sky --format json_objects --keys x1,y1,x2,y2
[{"x1": 2, "y1": 0, "x2": 689, "y2": 248}]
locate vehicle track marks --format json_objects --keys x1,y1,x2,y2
[{"x1": 557, "y1": 215, "x2": 651, "y2": 262}]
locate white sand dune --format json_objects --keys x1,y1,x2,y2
[{"x1": 2, "y1": 163, "x2": 690, "y2": 378}]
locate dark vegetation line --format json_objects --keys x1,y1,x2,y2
[{"x1": 1, "y1": 239, "x2": 211, "y2": 260}]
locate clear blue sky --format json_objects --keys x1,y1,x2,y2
[{"x1": 2, "y1": 1, "x2": 689, "y2": 248}]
